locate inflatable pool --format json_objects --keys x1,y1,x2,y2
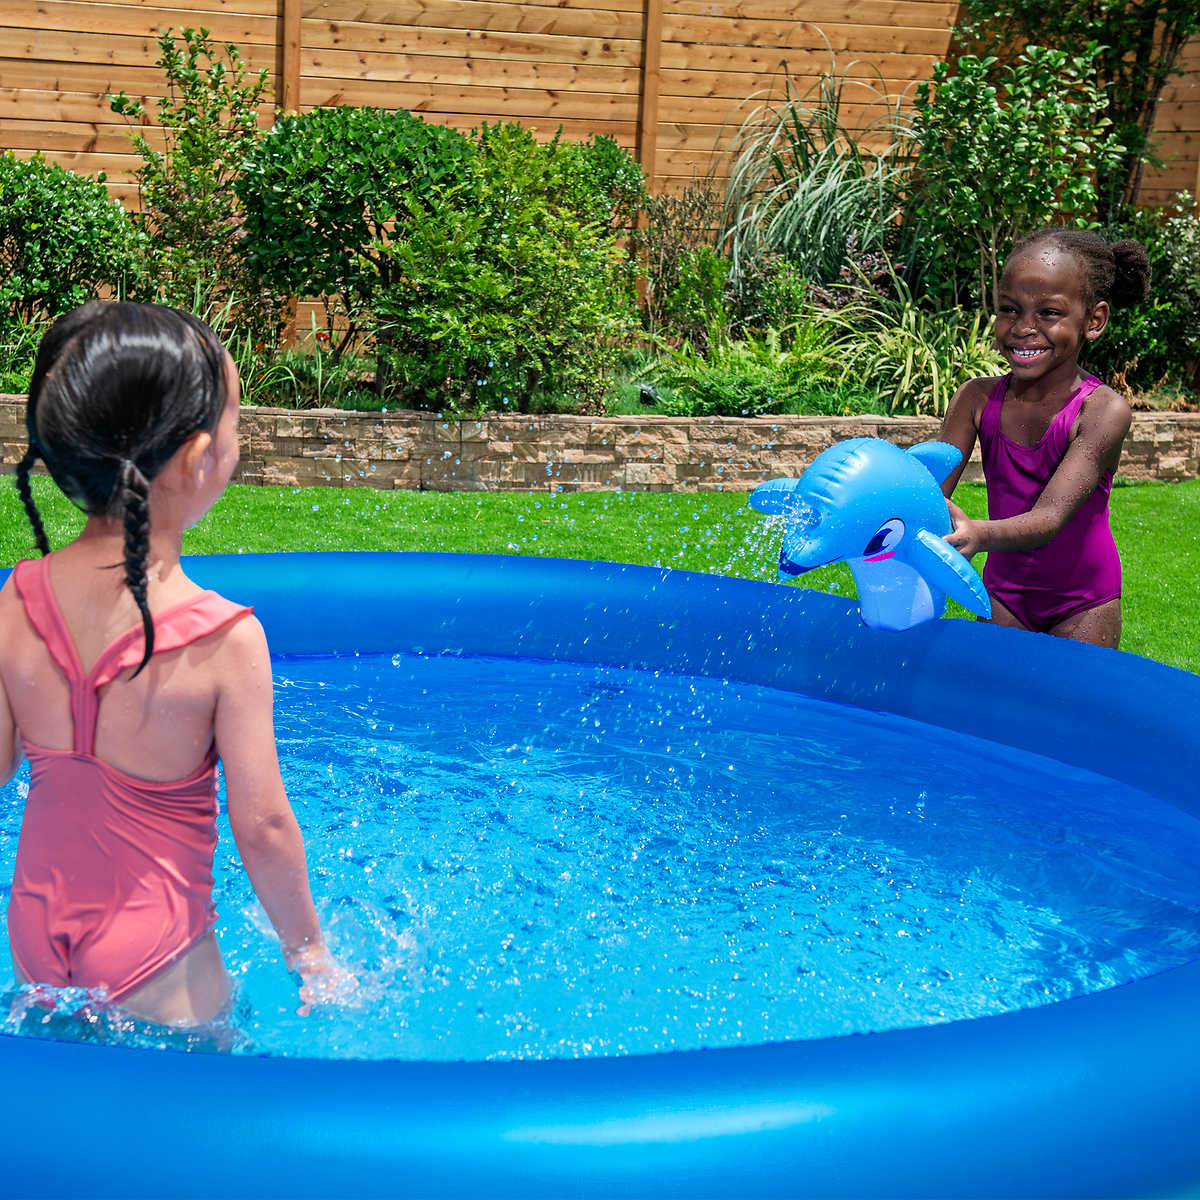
[{"x1": 2, "y1": 552, "x2": 1198, "y2": 1198}]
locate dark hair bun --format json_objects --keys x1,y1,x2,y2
[{"x1": 1109, "y1": 239, "x2": 1151, "y2": 310}]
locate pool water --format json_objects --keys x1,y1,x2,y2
[{"x1": 4, "y1": 650, "x2": 1200, "y2": 1060}]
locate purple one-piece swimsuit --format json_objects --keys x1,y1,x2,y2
[{"x1": 979, "y1": 373, "x2": 1121, "y2": 632}]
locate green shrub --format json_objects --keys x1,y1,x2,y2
[
  {"x1": 726, "y1": 252, "x2": 809, "y2": 334},
  {"x1": 557, "y1": 133, "x2": 646, "y2": 234},
  {"x1": 824, "y1": 291, "x2": 1005, "y2": 416},
  {"x1": 656, "y1": 246, "x2": 730, "y2": 350},
  {"x1": 954, "y1": 0, "x2": 1200, "y2": 222},
  {"x1": 639, "y1": 320, "x2": 856, "y2": 416},
  {"x1": 0, "y1": 312, "x2": 45, "y2": 393},
  {"x1": 373, "y1": 122, "x2": 637, "y2": 415},
  {"x1": 110, "y1": 27, "x2": 275, "y2": 328},
  {"x1": 0, "y1": 151, "x2": 147, "y2": 331},
  {"x1": 634, "y1": 180, "x2": 725, "y2": 342},
  {"x1": 902, "y1": 45, "x2": 1122, "y2": 310},
  {"x1": 237, "y1": 106, "x2": 475, "y2": 366},
  {"x1": 1089, "y1": 195, "x2": 1200, "y2": 393}
]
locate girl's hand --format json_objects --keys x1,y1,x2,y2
[
  {"x1": 288, "y1": 943, "x2": 360, "y2": 1016},
  {"x1": 944, "y1": 500, "x2": 986, "y2": 559}
]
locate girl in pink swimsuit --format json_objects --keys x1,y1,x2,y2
[
  {"x1": 938, "y1": 228, "x2": 1151, "y2": 649},
  {"x1": 0, "y1": 301, "x2": 353, "y2": 1029}
]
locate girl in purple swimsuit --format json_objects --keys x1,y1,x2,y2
[{"x1": 938, "y1": 228, "x2": 1151, "y2": 649}]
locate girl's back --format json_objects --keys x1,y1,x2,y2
[{"x1": 1, "y1": 544, "x2": 252, "y2": 782}]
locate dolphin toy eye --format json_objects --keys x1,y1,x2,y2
[{"x1": 862, "y1": 518, "x2": 905, "y2": 559}]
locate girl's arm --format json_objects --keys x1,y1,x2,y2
[
  {"x1": 0, "y1": 673, "x2": 20, "y2": 787},
  {"x1": 0, "y1": 583, "x2": 24, "y2": 786},
  {"x1": 213, "y1": 615, "x2": 352, "y2": 1006},
  {"x1": 937, "y1": 379, "x2": 988, "y2": 498},
  {"x1": 945, "y1": 388, "x2": 1132, "y2": 559}
]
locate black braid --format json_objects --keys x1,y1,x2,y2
[
  {"x1": 115, "y1": 458, "x2": 155, "y2": 676},
  {"x1": 15, "y1": 447, "x2": 51, "y2": 557}
]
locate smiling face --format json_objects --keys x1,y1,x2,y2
[{"x1": 994, "y1": 246, "x2": 1109, "y2": 385}]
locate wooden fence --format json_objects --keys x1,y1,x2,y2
[{"x1": 3, "y1": 0, "x2": 1197, "y2": 205}]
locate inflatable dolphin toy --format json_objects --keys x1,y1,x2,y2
[{"x1": 749, "y1": 438, "x2": 991, "y2": 631}]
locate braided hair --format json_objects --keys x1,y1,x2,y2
[
  {"x1": 21, "y1": 301, "x2": 228, "y2": 675},
  {"x1": 1009, "y1": 227, "x2": 1152, "y2": 312}
]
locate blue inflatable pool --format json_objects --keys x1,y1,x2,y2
[{"x1": 2, "y1": 552, "x2": 1198, "y2": 1198}]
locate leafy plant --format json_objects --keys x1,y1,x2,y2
[
  {"x1": 1090, "y1": 194, "x2": 1200, "y2": 392},
  {"x1": 110, "y1": 27, "x2": 276, "y2": 328},
  {"x1": 657, "y1": 246, "x2": 730, "y2": 351},
  {"x1": 902, "y1": 45, "x2": 1123, "y2": 311},
  {"x1": 823, "y1": 285, "x2": 1005, "y2": 416},
  {"x1": 0, "y1": 312, "x2": 45, "y2": 393},
  {"x1": 639, "y1": 319, "x2": 853, "y2": 416},
  {"x1": 237, "y1": 105, "x2": 475, "y2": 378},
  {"x1": 725, "y1": 252, "x2": 809, "y2": 334},
  {"x1": 374, "y1": 122, "x2": 637, "y2": 415},
  {"x1": 717, "y1": 67, "x2": 908, "y2": 288},
  {"x1": 0, "y1": 151, "x2": 147, "y2": 330},
  {"x1": 557, "y1": 133, "x2": 647, "y2": 235},
  {"x1": 955, "y1": 0, "x2": 1200, "y2": 221},
  {"x1": 632, "y1": 180, "x2": 725, "y2": 341}
]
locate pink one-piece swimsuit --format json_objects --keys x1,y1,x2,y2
[
  {"x1": 979, "y1": 372, "x2": 1121, "y2": 632},
  {"x1": 6, "y1": 555, "x2": 251, "y2": 1001}
]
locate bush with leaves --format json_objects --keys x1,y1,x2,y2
[
  {"x1": 110, "y1": 27, "x2": 275, "y2": 328},
  {"x1": 0, "y1": 151, "x2": 147, "y2": 335},
  {"x1": 822, "y1": 282, "x2": 1005, "y2": 416},
  {"x1": 633, "y1": 180, "x2": 725, "y2": 342},
  {"x1": 954, "y1": 0, "x2": 1200, "y2": 222},
  {"x1": 639, "y1": 319, "x2": 860, "y2": 416},
  {"x1": 656, "y1": 246, "x2": 731, "y2": 351},
  {"x1": 374, "y1": 122, "x2": 637, "y2": 415},
  {"x1": 903, "y1": 45, "x2": 1122, "y2": 311},
  {"x1": 237, "y1": 105, "x2": 475, "y2": 377},
  {"x1": 557, "y1": 133, "x2": 646, "y2": 235},
  {"x1": 1088, "y1": 195, "x2": 1200, "y2": 392}
]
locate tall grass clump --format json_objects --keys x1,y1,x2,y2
[{"x1": 717, "y1": 65, "x2": 909, "y2": 292}]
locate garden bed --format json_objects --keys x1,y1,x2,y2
[{"x1": 3, "y1": 398, "x2": 1199, "y2": 491}]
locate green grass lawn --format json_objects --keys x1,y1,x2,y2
[{"x1": 3, "y1": 476, "x2": 1197, "y2": 672}]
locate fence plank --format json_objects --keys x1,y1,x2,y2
[
  {"x1": 660, "y1": 15, "x2": 953, "y2": 57},
  {"x1": 300, "y1": 20, "x2": 641, "y2": 67},
  {"x1": 0, "y1": 26, "x2": 277, "y2": 69},
  {"x1": 637, "y1": 0, "x2": 663, "y2": 177},
  {"x1": 302, "y1": 45, "x2": 639, "y2": 92},
  {"x1": 0, "y1": 0, "x2": 277, "y2": 43},
  {"x1": 668, "y1": 0, "x2": 957, "y2": 25},
  {"x1": 301, "y1": 0, "x2": 644, "y2": 39}
]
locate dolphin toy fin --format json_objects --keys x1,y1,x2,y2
[
  {"x1": 906, "y1": 441, "x2": 962, "y2": 486},
  {"x1": 911, "y1": 529, "x2": 992, "y2": 618}
]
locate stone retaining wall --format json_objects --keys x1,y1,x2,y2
[{"x1": 3, "y1": 398, "x2": 1199, "y2": 491}]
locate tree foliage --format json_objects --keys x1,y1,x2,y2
[
  {"x1": 955, "y1": 0, "x2": 1200, "y2": 220},
  {"x1": 110, "y1": 27, "x2": 273, "y2": 321},
  {"x1": 903, "y1": 45, "x2": 1121, "y2": 310}
]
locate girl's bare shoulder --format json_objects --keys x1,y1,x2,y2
[
  {"x1": 946, "y1": 375, "x2": 998, "y2": 424},
  {"x1": 1080, "y1": 381, "x2": 1133, "y2": 430},
  {"x1": 204, "y1": 606, "x2": 271, "y2": 675}
]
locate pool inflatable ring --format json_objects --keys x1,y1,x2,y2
[
  {"x1": 1, "y1": 552, "x2": 1198, "y2": 1199},
  {"x1": 750, "y1": 438, "x2": 990, "y2": 630}
]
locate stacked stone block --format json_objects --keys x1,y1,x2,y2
[{"x1": 3, "y1": 399, "x2": 1198, "y2": 490}]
